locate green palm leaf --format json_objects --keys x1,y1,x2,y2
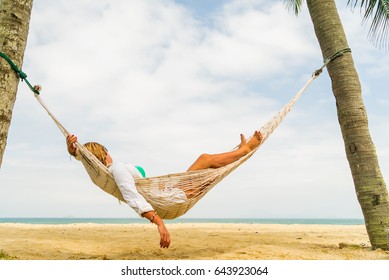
[
  {"x1": 348, "y1": 0, "x2": 389, "y2": 49},
  {"x1": 283, "y1": 0, "x2": 304, "y2": 15}
]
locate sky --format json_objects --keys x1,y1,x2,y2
[{"x1": 0, "y1": 0, "x2": 388, "y2": 219}]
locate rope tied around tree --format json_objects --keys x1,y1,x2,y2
[
  {"x1": 0, "y1": 51, "x2": 40, "y2": 95},
  {"x1": 313, "y1": 47, "x2": 352, "y2": 77}
]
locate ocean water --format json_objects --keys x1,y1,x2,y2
[{"x1": 0, "y1": 217, "x2": 364, "y2": 225}]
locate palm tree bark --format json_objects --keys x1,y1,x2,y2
[
  {"x1": 306, "y1": 0, "x2": 389, "y2": 249},
  {"x1": 0, "y1": 0, "x2": 33, "y2": 167}
]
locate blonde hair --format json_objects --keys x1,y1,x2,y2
[{"x1": 84, "y1": 142, "x2": 108, "y2": 166}]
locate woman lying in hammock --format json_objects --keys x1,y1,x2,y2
[{"x1": 66, "y1": 131, "x2": 262, "y2": 248}]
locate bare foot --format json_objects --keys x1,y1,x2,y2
[
  {"x1": 247, "y1": 130, "x2": 262, "y2": 151},
  {"x1": 237, "y1": 131, "x2": 263, "y2": 155}
]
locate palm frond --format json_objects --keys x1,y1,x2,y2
[
  {"x1": 284, "y1": 0, "x2": 304, "y2": 16},
  {"x1": 348, "y1": 0, "x2": 389, "y2": 49}
]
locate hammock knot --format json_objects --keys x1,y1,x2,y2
[
  {"x1": 18, "y1": 70, "x2": 28, "y2": 80},
  {"x1": 313, "y1": 68, "x2": 323, "y2": 78}
]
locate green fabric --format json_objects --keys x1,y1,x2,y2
[{"x1": 135, "y1": 165, "x2": 146, "y2": 178}]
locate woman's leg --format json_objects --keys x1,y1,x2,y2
[
  {"x1": 187, "y1": 131, "x2": 262, "y2": 171},
  {"x1": 184, "y1": 131, "x2": 262, "y2": 199}
]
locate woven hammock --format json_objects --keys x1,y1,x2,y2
[{"x1": 33, "y1": 72, "x2": 320, "y2": 219}]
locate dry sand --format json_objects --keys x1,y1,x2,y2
[{"x1": 0, "y1": 223, "x2": 388, "y2": 260}]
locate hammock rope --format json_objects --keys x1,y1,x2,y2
[
  {"x1": 1, "y1": 50, "x2": 349, "y2": 219},
  {"x1": 314, "y1": 47, "x2": 352, "y2": 76}
]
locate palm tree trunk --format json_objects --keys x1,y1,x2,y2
[
  {"x1": 0, "y1": 0, "x2": 33, "y2": 167},
  {"x1": 306, "y1": 0, "x2": 389, "y2": 249}
]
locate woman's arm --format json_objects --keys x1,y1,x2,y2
[
  {"x1": 142, "y1": 211, "x2": 171, "y2": 248},
  {"x1": 111, "y1": 162, "x2": 171, "y2": 248}
]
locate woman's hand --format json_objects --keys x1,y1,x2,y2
[
  {"x1": 142, "y1": 211, "x2": 171, "y2": 248},
  {"x1": 66, "y1": 134, "x2": 78, "y2": 156},
  {"x1": 157, "y1": 223, "x2": 171, "y2": 248}
]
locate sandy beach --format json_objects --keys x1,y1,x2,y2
[{"x1": 0, "y1": 223, "x2": 388, "y2": 260}]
